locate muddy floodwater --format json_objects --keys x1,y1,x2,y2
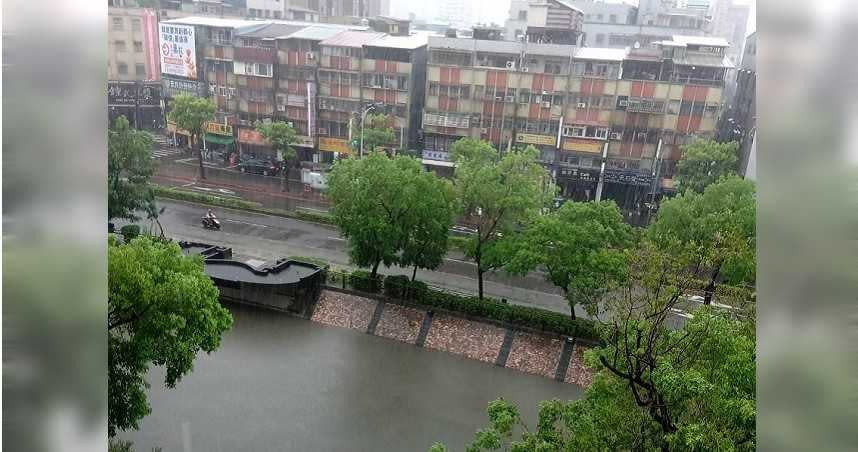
[{"x1": 125, "y1": 303, "x2": 583, "y2": 452}]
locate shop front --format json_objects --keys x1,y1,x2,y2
[
  {"x1": 237, "y1": 128, "x2": 274, "y2": 161},
  {"x1": 167, "y1": 120, "x2": 192, "y2": 148},
  {"x1": 318, "y1": 137, "x2": 351, "y2": 161},
  {"x1": 204, "y1": 122, "x2": 236, "y2": 163}
]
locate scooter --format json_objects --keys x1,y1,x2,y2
[{"x1": 202, "y1": 217, "x2": 221, "y2": 230}]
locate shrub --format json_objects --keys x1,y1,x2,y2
[
  {"x1": 416, "y1": 287, "x2": 599, "y2": 342},
  {"x1": 384, "y1": 275, "x2": 411, "y2": 298},
  {"x1": 350, "y1": 270, "x2": 382, "y2": 293},
  {"x1": 120, "y1": 224, "x2": 140, "y2": 242}
]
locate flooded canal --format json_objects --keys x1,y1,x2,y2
[{"x1": 125, "y1": 303, "x2": 583, "y2": 452}]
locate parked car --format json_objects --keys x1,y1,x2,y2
[{"x1": 239, "y1": 159, "x2": 279, "y2": 176}]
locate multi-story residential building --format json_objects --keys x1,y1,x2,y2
[
  {"x1": 525, "y1": 0, "x2": 585, "y2": 45},
  {"x1": 160, "y1": 16, "x2": 425, "y2": 166},
  {"x1": 109, "y1": 4, "x2": 162, "y2": 81},
  {"x1": 246, "y1": 0, "x2": 321, "y2": 21},
  {"x1": 719, "y1": 30, "x2": 754, "y2": 175},
  {"x1": 421, "y1": 34, "x2": 732, "y2": 208},
  {"x1": 708, "y1": 0, "x2": 749, "y2": 65},
  {"x1": 507, "y1": 0, "x2": 706, "y2": 49}
]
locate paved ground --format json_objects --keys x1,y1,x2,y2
[
  {"x1": 148, "y1": 198, "x2": 579, "y2": 315},
  {"x1": 123, "y1": 303, "x2": 582, "y2": 452}
]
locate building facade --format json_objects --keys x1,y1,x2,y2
[
  {"x1": 421, "y1": 34, "x2": 732, "y2": 208},
  {"x1": 109, "y1": 6, "x2": 162, "y2": 81},
  {"x1": 708, "y1": 0, "x2": 750, "y2": 65},
  {"x1": 507, "y1": 0, "x2": 707, "y2": 49},
  {"x1": 159, "y1": 16, "x2": 425, "y2": 167},
  {"x1": 719, "y1": 30, "x2": 755, "y2": 176}
]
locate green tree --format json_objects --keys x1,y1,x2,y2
[
  {"x1": 256, "y1": 120, "x2": 298, "y2": 192},
  {"x1": 399, "y1": 171, "x2": 457, "y2": 281},
  {"x1": 505, "y1": 200, "x2": 632, "y2": 319},
  {"x1": 649, "y1": 176, "x2": 756, "y2": 304},
  {"x1": 358, "y1": 113, "x2": 396, "y2": 156},
  {"x1": 167, "y1": 93, "x2": 216, "y2": 179},
  {"x1": 675, "y1": 139, "x2": 739, "y2": 193},
  {"x1": 327, "y1": 152, "x2": 450, "y2": 278},
  {"x1": 108, "y1": 236, "x2": 232, "y2": 437},
  {"x1": 436, "y1": 244, "x2": 756, "y2": 452},
  {"x1": 451, "y1": 138, "x2": 552, "y2": 299},
  {"x1": 109, "y1": 115, "x2": 156, "y2": 222}
]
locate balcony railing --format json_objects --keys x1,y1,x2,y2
[{"x1": 234, "y1": 47, "x2": 276, "y2": 64}]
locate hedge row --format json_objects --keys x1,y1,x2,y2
[
  {"x1": 344, "y1": 270, "x2": 599, "y2": 342},
  {"x1": 153, "y1": 185, "x2": 261, "y2": 210}
]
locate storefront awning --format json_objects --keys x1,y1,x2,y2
[{"x1": 205, "y1": 133, "x2": 235, "y2": 145}]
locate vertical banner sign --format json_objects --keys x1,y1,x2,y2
[
  {"x1": 142, "y1": 9, "x2": 160, "y2": 80},
  {"x1": 159, "y1": 23, "x2": 197, "y2": 80},
  {"x1": 307, "y1": 81, "x2": 316, "y2": 137}
]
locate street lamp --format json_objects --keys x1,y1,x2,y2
[{"x1": 359, "y1": 102, "x2": 381, "y2": 158}]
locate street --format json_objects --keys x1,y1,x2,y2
[{"x1": 150, "y1": 198, "x2": 577, "y2": 315}]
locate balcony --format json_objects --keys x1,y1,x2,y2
[{"x1": 234, "y1": 47, "x2": 276, "y2": 64}]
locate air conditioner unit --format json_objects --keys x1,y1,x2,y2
[
  {"x1": 542, "y1": 90, "x2": 549, "y2": 96},
  {"x1": 277, "y1": 105, "x2": 286, "y2": 111},
  {"x1": 610, "y1": 132, "x2": 622, "y2": 140},
  {"x1": 317, "y1": 127, "x2": 328, "y2": 135},
  {"x1": 305, "y1": 51, "x2": 315, "y2": 60},
  {"x1": 505, "y1": 61, "x2": 515, "y2": 69},
  {"x1": 505, "y1": 96, "x2": 515, "y2": 102},
  {"x1": 542, "y1": 101, "x2": 551, "y2": 108},
  {"x1": 577, "y1": 102, "x2": 587, "y2": 108}
]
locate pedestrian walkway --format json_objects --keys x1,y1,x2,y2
[{"x1": 150, "y1": 134, "x2": 186, "y2": 160}]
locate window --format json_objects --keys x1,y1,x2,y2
[
  {"x1": 133, "y1": 41, "x2": 143, "y2": 52},
  {"x1": 704, "y1": 103, "x2": 719, "y2": 117},
  {"x1": 131, "y1": 18, "x2": 141, "y2": 31},
  {"x1": 564, "y1": 126, "x2": 586, "y2": 137},
  {"x1": 594, "y1": 128, "x2": 609, "y2": 139},
  {"x1": 112, "y1": 17, "x2": 123, "y2": 30},
  {"x1": 274, "y1": 10, "x2": 282, "y2": 19},
  {"x1": 580, "y1": 157, "x2": 594, "y2": 167},
  {"x1": 135, "y1": 64, "x2": 146, "y2": 76},
  {"x1": 397, "y1": 75, "x2": 408, "y2": 90},
  {"x1": 668, "y1": 100, "x2": 681, "y2": 115},
  {"x1": 609, "y1": 14, "x2": 617, "y2": 23},
  {"x1": 429, "y1": 81, "x2": 439, "y2": 95},
  {"x1": 265, "y1": 9, "x2": 271, "y2": 17},
  {"x1": 518, "y1": 10, "x2": 527, "y2": 20},
  {"x1": 596, "y1": 14, "x2": 603, "y2": 21},
  {"x1": 114, "y1": 40, "x2": 126, "y2": 52},
  {"x1": 595, "y1": 34, "x2": 605, "y2": 45},
  {"x1": 117, "y1": 63, "x2": 128, "y2": 75}
]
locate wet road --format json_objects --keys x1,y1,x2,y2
[
  {"x1": 124, "y1": 303, "x2": 582, "y2": 452},
  {"x1": 150, "y1": 198, "x2": 576, "y2": 315}
]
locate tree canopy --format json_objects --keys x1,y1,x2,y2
[
  {"x1": 326, "y1": 152, "x2": 455, "y2": 278},
  {"x1": 359, "y1": 113, "x2": 396, "y2": 155},
  {"x1": 256, "y1": 120, "x2": 299, "y2": 191},
  {"x1": 108, "y1": 115, "x2": 156, "y2": 222},
  {"x1": 167, "y1": 94, "x2": 216, "y2": 178},
  {"x1": 451, "y1": 138, "x2": 552, "y2": 298},
  {"x1": 675, "y1": 139, "x2": 739, "y2": 193},
  {"x1": 649, "y1": 176, "x2": 756, "y2": 303},
  {"x1": 505, "y1": 200, "x2": 633, "y2": 319},
  {"x1": 433, "y1": 243, "x2": 756, "y2": 452},
  {"x1": 108, "y1": 236, "x2": 232, "y2": 436}
]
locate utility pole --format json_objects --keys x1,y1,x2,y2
[{"x1": 594, "y1": 137, "x2": 609, "y2": 202}]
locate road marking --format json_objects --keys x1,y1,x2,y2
[
  {"x1": 299, "y1": 207, "x2": 328, "y2": 213},
  {"x1": 327, "y1": 236, "x2": 345, "y2": 241},
  {"x1": 223, "y1": 219, "x2": 269, "y2": 228},
  {"x1": 444, "y1": 257, "x2": 472, "y2": 264}
]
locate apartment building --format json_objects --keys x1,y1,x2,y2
[
  {"x1": 421, "y1": 34, "x2": 732, "y2": 208},
  {"x1": 108, "y1": 6, "x2": 161, "y2": 81},
  {"x1": 507, "y1": 0, "x2": 707, "y2": 49},
  {"x1": 160, "y1": 16, "x2": 425, "y2": 165}
]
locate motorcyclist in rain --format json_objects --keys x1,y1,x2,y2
[{"x1": 203, "y1": 209, "x2": 219, "y2": 228}]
